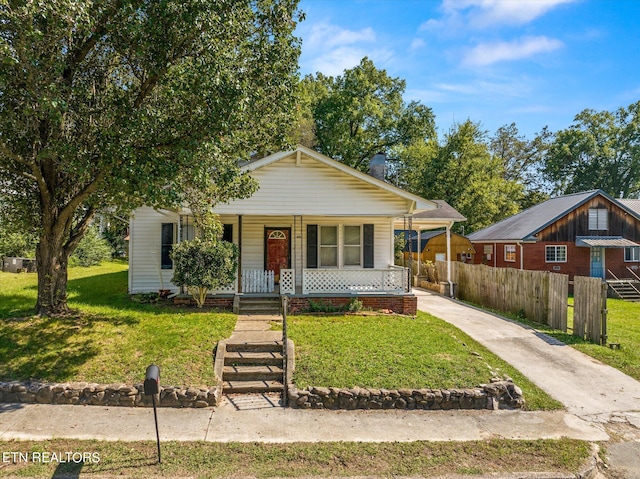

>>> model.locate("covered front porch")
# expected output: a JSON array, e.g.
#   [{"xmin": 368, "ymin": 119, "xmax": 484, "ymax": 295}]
[{"xmin": 199, "ymin": 212, "xmax": 412, "ymax": 296}]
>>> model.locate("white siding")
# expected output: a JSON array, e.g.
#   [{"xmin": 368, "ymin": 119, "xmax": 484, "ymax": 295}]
[
  {"xmin": 129, "ymin": 207, "xmax": 180, "ymax": 294},
  {"xmin": 214, "ymin": 153, "xmax": 412, "ymax": 216},
  {"xmin": 128, "ymin": 211, "xmax": 396, "ymax": 293}
]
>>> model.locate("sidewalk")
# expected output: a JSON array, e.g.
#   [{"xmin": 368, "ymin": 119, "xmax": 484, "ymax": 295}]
[{"xmin": 0, "ymin": 401, "xmax": 607, "ymax": 443}]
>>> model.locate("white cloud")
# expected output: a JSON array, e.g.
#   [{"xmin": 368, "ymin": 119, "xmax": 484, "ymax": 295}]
[
  {"xmin": 306, "ymin": 47, "xmax": 370, "ymax": 76},
  {"xmin": 441, "ymin": 0, "xmax": 578, "ymax": 28},
  {"xmin": 410, "ymin": 38, "xmax": 426, "ymax": 51},
  {"xmin": 306, "ymin": 23, "xmax": 376, "ymax": 49},
  {"xmin": 300, "ymin": 21, "xmax": 394, "ymax": 76},
  {"xmin": 462, "ymin": 36, "xmax": 563, "ymax": 66}
]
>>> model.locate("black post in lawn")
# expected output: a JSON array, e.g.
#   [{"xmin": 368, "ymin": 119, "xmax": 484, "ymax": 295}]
[{"xmin": 144, "ymin": 364, "xmax": 161, "ymax": 464}]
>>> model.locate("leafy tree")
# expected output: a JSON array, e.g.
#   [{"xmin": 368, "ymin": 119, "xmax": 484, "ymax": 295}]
[
  {"xmin": 0, "ymin": 0, "xmax": 301, "ymax": 315},
  {"xmin": 543, "ymin": 101, "xmax": 640, "ymax": 197},
  {"xmin": 490, "ymin": 123, "xmax": 551, "ymax": 209},
  {"xmin": 171, "ymin": 238, "xmax": 238, "ymax": 308},
  {"xmin": 300, "ymin": 57, "xmax": 436, "ymax": 171},
  {"xmin": 401, "ymin": 121, "xmax": 523, "ymax": 233},
  {"xmin": 71, "ymin": 226, "xmax": 111, "ymax": 267}
]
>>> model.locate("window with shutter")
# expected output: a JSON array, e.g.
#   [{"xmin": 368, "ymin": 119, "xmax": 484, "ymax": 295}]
[
  {"xmin": 363, "ymin": 224, "xmax": 374, "ymax": 268},
  {"xmin": 161, "ymin": 223, "xmax": 174, "ymax": 269},
  {"xmin": 307, "ymin": 225, "xmax": 318, "ymax": 268}
]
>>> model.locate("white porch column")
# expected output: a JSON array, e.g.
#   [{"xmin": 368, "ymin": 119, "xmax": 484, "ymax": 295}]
[{"xmin": 416, "ymin": 227, "xmax": 422, "ymax": 279}]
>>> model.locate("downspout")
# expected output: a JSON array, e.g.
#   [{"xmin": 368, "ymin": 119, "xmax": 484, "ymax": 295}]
[
  {"xmin": 446, "ymin": 222, "xmax": 454, "ymax": 298},
  {"xmin": 238, "ymin": 215, "xmax": 243, "ymax": 293},
  {"xmin": 518, "ymin": 242, "xmax": 524, "ymax": 270},
  {"xmin": 494, "ymin": 242, "xmax": 497, "ymax": 267}
]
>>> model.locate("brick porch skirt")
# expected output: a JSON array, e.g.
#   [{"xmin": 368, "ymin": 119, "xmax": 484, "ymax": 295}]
[{"xmin": 174, "ymin": 294, "xmax": 417, "ymax": 315}]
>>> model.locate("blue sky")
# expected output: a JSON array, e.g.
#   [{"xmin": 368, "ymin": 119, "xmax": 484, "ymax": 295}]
[{"xmin": 295, "ymin": 0, "xmax": 640, "ymax": 139}]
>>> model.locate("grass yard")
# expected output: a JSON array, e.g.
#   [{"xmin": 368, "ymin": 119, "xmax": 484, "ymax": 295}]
[
  {"xmin": 0, "ymin": 261, "xmax": 235, "ymax": 387},
  {"xmin": 0, "ymin": 438, "xmax": 592, "ymax": 478},
  {"xmin": 288, "ymin": 313, "xmax": 562, "ymax": 410}
]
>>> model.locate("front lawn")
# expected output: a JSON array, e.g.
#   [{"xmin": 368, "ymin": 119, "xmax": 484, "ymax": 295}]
[
  {"xmin": 0, "ymin": 262, "xmax": 235, "ymax": 387},
  {"xmin": 289, "ymin": 313, "xmax": 561, "ymax": 410},
  {"xmin": 0, "ymin": 438, "xmax": 592, "ymax": 478}
]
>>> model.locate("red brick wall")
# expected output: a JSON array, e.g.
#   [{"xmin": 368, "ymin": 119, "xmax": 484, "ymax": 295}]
[
  {"xmin": 287, "ymin": 295, "xmax": 417, "ymax": 315},
  {"xmin": 471, "ymin": 241, "xmax": 640, "ymax": 280},
  {"xmin": 174, "ymin": 296, "xmax": 234, "ymax": 310}
]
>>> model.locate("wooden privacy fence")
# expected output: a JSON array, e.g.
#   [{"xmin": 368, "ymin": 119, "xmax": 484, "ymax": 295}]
[
  {"xmin": 435, "ymin": 261, "xmax": 607, "ymax": 344},
  {"xmin": 573, "ymin": 276, "xmax": 608, "ymax": 345},
  {"xmin": 437, "ymin": 262, "xmax": 567, "ymax": 329}
]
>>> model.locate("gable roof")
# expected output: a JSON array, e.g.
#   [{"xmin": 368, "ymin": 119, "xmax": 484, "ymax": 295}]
[
  {"xmin": 244, "ymin": 146, "xmax": 439, "ymax": 214},
  {"xmin": 468, "ymin": 190, "xmax": 625, "ymax": 242},
  {"xmin": 412, "ymin": 200, "xmax": 466, "ymax": 222},
  {"xmin": 619, "ymin": 198, "xmax": 640, "ymax": 216}
]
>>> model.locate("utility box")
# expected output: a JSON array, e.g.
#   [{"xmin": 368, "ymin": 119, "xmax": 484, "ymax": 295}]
[{"xmin": 2, "ymin": 257, "xmax": 37, "ymax": 273}]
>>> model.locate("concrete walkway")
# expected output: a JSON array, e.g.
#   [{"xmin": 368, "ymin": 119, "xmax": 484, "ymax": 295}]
[{"xmin": 413, "ymin": 289, "xmax": 640, "ymax": 423}]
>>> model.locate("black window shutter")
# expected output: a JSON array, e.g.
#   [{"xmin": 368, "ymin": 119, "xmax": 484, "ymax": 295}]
[
  {"xmin": 222, "ymin": 224, "xmax": 233, "ymax": 243},
  {"xmin": 363, "ymin": 224, "xmax": 374, "ymax": 268},
  {"xmin": 161, "ymin": 223, "xmax": 174, "ymax": 269},
  {"xmin": 307, "ymin": 224, "xmax": 318, "ymax": 268}
]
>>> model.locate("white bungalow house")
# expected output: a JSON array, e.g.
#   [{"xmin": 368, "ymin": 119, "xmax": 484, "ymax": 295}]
[{"xmin": 128, "ymin": 146, "xmax": 462, "ymax": 314}]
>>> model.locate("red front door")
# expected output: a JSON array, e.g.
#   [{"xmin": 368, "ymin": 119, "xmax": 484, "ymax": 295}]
[{"xmin": 266, "ymin": 228, "xmax": 290, "ymax": 282}]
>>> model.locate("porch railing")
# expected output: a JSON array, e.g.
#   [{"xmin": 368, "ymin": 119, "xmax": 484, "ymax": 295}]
[
  {"xmin": 242, "ymin": 269, "xmax": 275, "ymax": 293},
  {"xmin": 302, "ymin": 267, "xmax": 409, "ymax": 294},
  {"xmin": 280, "ymin": 269, "xmax": 295, "ymax": 294}
]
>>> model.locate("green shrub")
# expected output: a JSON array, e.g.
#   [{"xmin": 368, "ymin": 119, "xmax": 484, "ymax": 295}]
[
  {"xmin": 71, "ymin": 227, "xmax": 112, "ymax": 266},
  {"xmin": 171, "ymin": 238, "xmax": 238, "ymax": 308}
]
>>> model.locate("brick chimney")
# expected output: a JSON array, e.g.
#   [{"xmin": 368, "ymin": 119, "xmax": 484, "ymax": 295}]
[{"xmin": 368, "ymin": 152, "xmax": 386, "ymax": 181}]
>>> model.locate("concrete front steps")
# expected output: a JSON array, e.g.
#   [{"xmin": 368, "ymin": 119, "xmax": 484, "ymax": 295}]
[
  {"xmin": 221, "ymin": 341, "xmax": 285, "ymax": 394},
  {"xmin": 235, "ymin": 295, "xmax": 281, "ymax": 315}
]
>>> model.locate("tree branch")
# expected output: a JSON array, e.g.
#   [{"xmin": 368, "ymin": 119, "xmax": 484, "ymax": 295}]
[{"xmin": 62, "ymin": 0, "xmax": 126, "ymax": 86}]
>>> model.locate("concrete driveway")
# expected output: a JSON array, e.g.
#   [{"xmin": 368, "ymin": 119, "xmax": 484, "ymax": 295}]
[{"xmin": 414, "ymin": 288, "xmax": 640, "ymax": 422}]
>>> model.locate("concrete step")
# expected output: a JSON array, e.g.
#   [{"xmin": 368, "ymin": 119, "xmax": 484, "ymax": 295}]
[
  {"xmin": 225, "ymin": 341, "xmax": 283, "ymax": 353},
  {"xmin": 223, "ymin": 365, "xmax": 284, "ymax": 381},
  {"xmin": 238, "ymin": 297, "xmax": 281, "ymax": 314},
  {"xmin": 223, "ymin": 380, "xmax": 284, "ymax": 394},
  {"xmin": 225, "ymin": 351, "xmax": 284, "ymax": 366}
]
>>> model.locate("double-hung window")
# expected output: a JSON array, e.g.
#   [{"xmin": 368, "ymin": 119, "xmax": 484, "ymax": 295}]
[
  {"xmin": 504, "ymin": 245, "xmax": 516, "ymax": 262},
  {"xmin": 320, "ymin": 226, "xmax": 338, "ymax": 267},
  {"xmin": 545, "ymin": 245, "xmax": 567, "ymax": 263},
  {"xmin": 588, "ymin": 208, "xmax": 608, "ymax": 230},
  {"xmin": 343, "ymin": 226, "xmax": 362, "ymax": 266},
  {"xmin": 625, "ymin": 246, "xmax": 640, "ymax": 262}
]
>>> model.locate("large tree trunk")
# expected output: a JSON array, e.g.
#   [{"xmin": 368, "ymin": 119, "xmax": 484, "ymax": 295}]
[{"xmin": 35, "ymin": 236, "xmax": 72, "ymax": 316}]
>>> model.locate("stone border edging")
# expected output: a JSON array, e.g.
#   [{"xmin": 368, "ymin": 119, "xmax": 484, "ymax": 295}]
[
  {"xmin": 0, "ymin": 381, "xmax": 221, "ymax": 408},
  {"xmin": 287, "ymin": 379, "xmax": 525, "ymax": 410}
]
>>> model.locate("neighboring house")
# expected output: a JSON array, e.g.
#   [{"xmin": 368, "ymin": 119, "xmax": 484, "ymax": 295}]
[
  {"xmin": 467, "ymin": 190, "xmax": 640, "ymax": 280},
  {"xmin": 403, "ymin": 230, "xmax": 475, "ymax": 264},
  {"xmin": 128, "ymin": 146, "xmax": 463, "ymax": 313}
]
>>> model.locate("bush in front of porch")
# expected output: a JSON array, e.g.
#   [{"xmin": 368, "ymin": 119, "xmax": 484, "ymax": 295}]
[{"xmin": 288, "ymin": 313, "xmax": 560, "ymax": 411}]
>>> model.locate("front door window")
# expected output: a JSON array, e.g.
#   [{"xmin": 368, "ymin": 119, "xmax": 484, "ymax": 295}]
[
  {"xmin": 266, "ymin": 228, "xmax": 290, "ymax": 282},
  {"xmin": 590, "ymin": 247, "xmax": 604, "ymax": 278}
]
